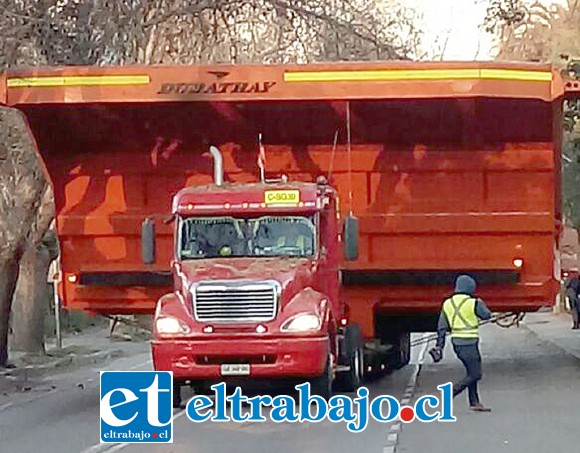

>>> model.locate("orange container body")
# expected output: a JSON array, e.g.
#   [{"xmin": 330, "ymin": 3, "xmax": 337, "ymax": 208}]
[{"xmin": 1, "ymin": 62, "xmax": 568, "ymax": 337}]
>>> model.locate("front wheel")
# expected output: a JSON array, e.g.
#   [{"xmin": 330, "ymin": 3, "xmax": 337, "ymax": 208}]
[
  {"xmin": 173, "ymin": 383, "xmax": 183, "ymax": 408},
  {"xmin": 336, "ymin": 324, "xmax": 364, "ymax": 392},
  {"xmin": 309, "ymin": 352, "xmax": 334, "ymax": 399}
]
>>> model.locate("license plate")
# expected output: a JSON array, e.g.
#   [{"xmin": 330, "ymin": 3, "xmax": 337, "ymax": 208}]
[{"xmin": 220, "ymin": 364, "xmax": 251, "ymax": 376}]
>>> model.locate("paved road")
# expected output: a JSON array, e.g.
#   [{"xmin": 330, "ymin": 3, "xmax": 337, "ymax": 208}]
[
  {"xmin": 0, "ymin": 338, "xmax": 419, "ymax": 453},
  {"xmin": 398, "ymin": 323, "xmax": 580, "ymax": 453},
  {"xmin": 1, "ymin": 322, "xmax": 579, "ymax": 453},
  {"xmin": 107, "ymin": 358, "xmax": 418, "ymax": 453}
]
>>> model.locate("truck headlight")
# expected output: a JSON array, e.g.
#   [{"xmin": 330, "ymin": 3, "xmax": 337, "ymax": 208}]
[
  {"xmin": 281, "ymin": 313, "xmax": 321, "ymax": 332},
  {"xmin": 155, "ymin": 316, "xmax": 190, "ymax": 335}
]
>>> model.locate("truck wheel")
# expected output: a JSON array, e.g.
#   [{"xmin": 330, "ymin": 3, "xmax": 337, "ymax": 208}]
[
  {"xmin": 173, "ymin": 383, "xmax": 183, "ymax": 408},
  {"xmin": 191, "ymin": 381, "xmax": 210, "ymax": 395},
  {"xmin": 336, "ymin": 324, "xmax": 364, "ymax": 392},
  {"xmin": 310, "ymin": 352, "xmax": 334, "ymax": 399},
  {"xmin": 400, "ymin": 332, "xmax": 411, "ymax": 367},
  {"xmin": 387, "ymin": 332, "xmax": 410, "ymax": 369}
]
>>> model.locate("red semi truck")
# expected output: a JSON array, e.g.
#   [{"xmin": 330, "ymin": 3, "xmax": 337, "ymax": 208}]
[
  {"xmin": 1, "ymin": 61, "xmax": 576, "ymax": 399},
  {"xmin": 151, "ymin": 175, "xmax": 364, "ymax": 401}
]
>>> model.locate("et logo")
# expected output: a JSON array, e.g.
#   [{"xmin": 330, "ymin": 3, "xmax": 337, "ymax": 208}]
[{"xmin": 100, "ymin": 371, "xmax": 173, "ymax": 444}]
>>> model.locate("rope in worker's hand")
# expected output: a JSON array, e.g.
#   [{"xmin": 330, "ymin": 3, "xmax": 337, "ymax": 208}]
[
  {"xmin": 410, "ymin": 312, "xmax": 525, "ymax": 348},
  {"xmin": 493, "ymin": 312, "xmax": 525, "ymax": 328},
  {"xmin": 424, "ymin": 312, "xmax": 525, "ymax": 363}
]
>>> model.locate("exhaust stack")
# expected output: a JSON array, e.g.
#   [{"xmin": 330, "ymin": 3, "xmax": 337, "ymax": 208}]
[{"xmin": 209, "ymin": 145, "xmax": 224, "ymax": 186}]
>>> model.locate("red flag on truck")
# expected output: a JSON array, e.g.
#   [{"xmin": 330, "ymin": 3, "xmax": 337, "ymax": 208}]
[{"xmin": 258, "ymin": 133, "xmax": 266, "ymax": 180}]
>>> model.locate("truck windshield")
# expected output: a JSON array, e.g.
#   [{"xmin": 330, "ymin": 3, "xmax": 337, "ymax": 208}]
[{"xmin": 178, "ymin": 215, "xmax": 316, "ymax": 259}]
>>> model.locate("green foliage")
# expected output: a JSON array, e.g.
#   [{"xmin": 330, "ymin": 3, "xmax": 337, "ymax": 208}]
[
  {"xmin": 563, "ymin": 133, "xmax": 580, "ymax": 227},
  {"xmin": 484, "ymin": 0, "xmax": 580, "ymax": 227},
  {"xmin": 0, "ymin": 0, "xmax": 421, "ymax": 68},
  {"xmin": 483, "ymin": 0, "xmax": 526, "ymax": 33},
  {"xmin": 562, "ymin": 59, "xmax": 580, "ymax": 227}
]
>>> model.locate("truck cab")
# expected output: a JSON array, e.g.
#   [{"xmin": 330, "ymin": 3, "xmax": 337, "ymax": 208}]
[{"xmin": 151, "ymin": 166, "xmax": 363, "ymax": 405}]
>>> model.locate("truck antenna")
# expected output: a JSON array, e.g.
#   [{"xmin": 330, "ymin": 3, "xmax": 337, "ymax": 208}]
[
  {"xmin": 346, "ymin": 101, "xmax": 354, "ymax": 215},
  {"xmin": 328, "ymin": 128, "xmax": 339, "ymax": 183}
]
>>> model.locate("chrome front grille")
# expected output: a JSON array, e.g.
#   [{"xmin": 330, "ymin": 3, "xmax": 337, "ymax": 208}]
[{"xmin": 192, "ymin": 281, "xmax": 279, "ymax": 323}]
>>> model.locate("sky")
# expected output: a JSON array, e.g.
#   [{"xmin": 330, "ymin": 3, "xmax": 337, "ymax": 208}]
[
  {"xmin": 405, "ymin": 0, "xmax": 495, "ymax": 60},
  {"xmin": 406, "ymin": 0, "xmax": 567, "ymax": 61}
]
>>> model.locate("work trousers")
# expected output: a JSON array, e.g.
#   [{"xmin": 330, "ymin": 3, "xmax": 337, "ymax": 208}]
[
  {"xmin": 571, "ymin": 298, "xmax": 580, "ymax": 327},
  {"xmin": 452, "ymin": 342, "xmax": 482, "ymax": 406}
]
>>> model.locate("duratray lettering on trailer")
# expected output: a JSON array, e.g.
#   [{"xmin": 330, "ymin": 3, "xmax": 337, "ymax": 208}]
[
  {"xmin": 100, "ymin": 371, "xmax": 173, "ymax": 444},
  {"xmin": 157, "ymin": 70, "xmax": 277, "ymax": 95}
]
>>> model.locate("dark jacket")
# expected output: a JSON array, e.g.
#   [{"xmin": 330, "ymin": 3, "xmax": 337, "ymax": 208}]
[{"xmin": 436, "ymin": 275, "xmax": 492, "ymax": 349}]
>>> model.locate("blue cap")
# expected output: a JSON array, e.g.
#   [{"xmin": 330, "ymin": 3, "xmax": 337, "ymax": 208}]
[{"xmin": 454, "ymin": 275, "xmax": 476, "ymax": 295}]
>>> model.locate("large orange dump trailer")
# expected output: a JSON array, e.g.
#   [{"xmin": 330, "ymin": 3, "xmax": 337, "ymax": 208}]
[{"xmin": 2, "ymin": 62, "xmax": 575, "ymax": 355}]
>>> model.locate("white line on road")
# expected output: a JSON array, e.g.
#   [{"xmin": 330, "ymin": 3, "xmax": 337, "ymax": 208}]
[
  {"xmin": 79, "ymin": 444, "xmax": 112, "ymax": 453},
  {"xmin": 0, "ymin": 388, "xmax": 60, "ymax": 413},
  {"xmin": 126, "ymin": 360, "xmax": 151, "ymax": 371},
  {"xmin": 0, "ymin": 402, "xmax": 14, "ymax": 411},
  {"xmin": 382, "ymin": 333, "xmax": 431, "ymax": 453},
  {"xmin": 100, "ymin": 359, "xmax": 151, "ymax": 373},
  {"xmin": 0, "ymin": 358, "xmax": 152, "ymax": 414}
]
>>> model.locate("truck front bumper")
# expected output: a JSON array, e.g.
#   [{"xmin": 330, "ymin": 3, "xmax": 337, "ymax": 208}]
[{"xmin": 151, "ymin": 336, "xmax": 328, "ymax": 380}]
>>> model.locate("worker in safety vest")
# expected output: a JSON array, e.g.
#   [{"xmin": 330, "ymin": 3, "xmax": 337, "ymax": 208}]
[
  {"xmin": 431, "ymin": 274, "xmax": 493, "ymax": 412},
  {"xmin": 565, "ymin": 275, "xmax": 580, "ymax": 329}
]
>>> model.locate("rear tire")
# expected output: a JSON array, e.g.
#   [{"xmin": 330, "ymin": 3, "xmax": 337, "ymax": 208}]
[{"xmin": 387, "ymin": 332, "xmax": 411, "ymax": 369}]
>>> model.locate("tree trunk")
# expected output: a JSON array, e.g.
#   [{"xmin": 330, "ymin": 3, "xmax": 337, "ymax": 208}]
[
  {"xmin": 0, "ymin": 258, "xmax": 20, "ymax": 366},
  {"xmin": 0, "ymin": 106, "xmax": 49, "ymax": 367},
  {"xmin": 10, "ymin": 190, "xmax": 57, "ymax": 354},
  {"xmin": 11, "ymin": 243, "xmax": 51, "ymax": 354}
]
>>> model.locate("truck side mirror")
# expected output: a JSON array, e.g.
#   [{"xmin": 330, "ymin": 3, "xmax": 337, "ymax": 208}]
[
  {"xmin": 343, "ymin": 215, "xmax": 359, "ymax": 261},
  {"xmin": 142, "ymin": 218, "xmax": 156, "ymax": 264}
]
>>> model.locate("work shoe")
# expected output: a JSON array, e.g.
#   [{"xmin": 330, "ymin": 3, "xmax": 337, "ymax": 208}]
[{"xmin": 469, "ymin": 403, "xmax": 491, "ymax": 412}]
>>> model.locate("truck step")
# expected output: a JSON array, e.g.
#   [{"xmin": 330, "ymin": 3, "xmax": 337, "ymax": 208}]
[{"xmin": 336, "ymin": 365, "xmax": 351, "ymax": 373}]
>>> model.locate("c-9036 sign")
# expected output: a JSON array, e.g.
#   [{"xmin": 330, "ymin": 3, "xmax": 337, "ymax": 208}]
[{"xmin": 264, "ymin": 190, "xmax": 300, "ymax": 206}]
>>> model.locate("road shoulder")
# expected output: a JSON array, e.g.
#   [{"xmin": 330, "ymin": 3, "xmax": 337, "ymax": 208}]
[{"xmin": 522, "ymin": 311, "xmax": 580, "ymax": 360}]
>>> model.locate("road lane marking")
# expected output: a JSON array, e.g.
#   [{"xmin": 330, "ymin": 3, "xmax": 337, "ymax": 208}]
[
  {"xmin": 99, "ymin": 358, "xmax": 151, "ymax": 373},
  {"xmin": 0, "ymin": 359, "xmax": 151, "ymax": 414},
  {"xmin": 382, "ymin": 333, "xmax": 431, "ymax": 453},
  {"xmin": 79, "ymin": 444, "xmax": 114, "ymax": 453},
  {"xmin": 0, "ymin": 402, "xmax": 14, "ymax": 411},
  {"xmin": 389, "ymin": 424, "xmax": 400, "ymax": 433},
  {"xmin": 0, "ymin": 388, "xmax": 59, "ymax": 412},
  {"xmin": 126, "ymin": 360, "xmax": 151, "ymax": 371}
]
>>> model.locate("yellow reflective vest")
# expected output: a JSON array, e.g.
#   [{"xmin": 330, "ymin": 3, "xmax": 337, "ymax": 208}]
[{"xmin": 442, "ymin": 294, "xmax": 479, "ymax": 339}]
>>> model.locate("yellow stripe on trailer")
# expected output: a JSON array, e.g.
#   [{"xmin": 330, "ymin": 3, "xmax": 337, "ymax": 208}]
[
  {"xmin": 479, "ymin": 69, "xmax": 552, "ymax": 81},
  {"xmin": 7, "ymin": 75, "xmax": 151, "ymax": 88},
  {"xmin": 284, "ymin": 68, "xmax": 553, "ymax": 83}
]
